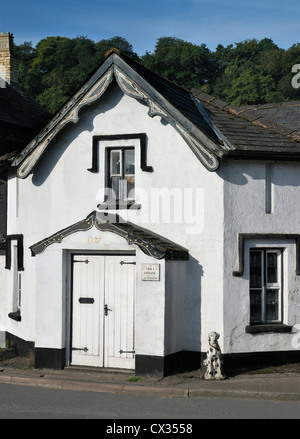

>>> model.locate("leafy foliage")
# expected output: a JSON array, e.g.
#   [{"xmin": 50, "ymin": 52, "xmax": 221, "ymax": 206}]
[
  {"xmin": 141, "ymin": 37, "xmax": 217, "ymax": 90},
  {"xmin": 14, "ymin": 35, "xmax": 138, "ymax": 113},
  {"xmin": 209, "ymin": 38, "xmax": 300, "ymax": 105},
  {"xmin": 14, "ymin": 35, "xmax": 300, "ymax": 114}
]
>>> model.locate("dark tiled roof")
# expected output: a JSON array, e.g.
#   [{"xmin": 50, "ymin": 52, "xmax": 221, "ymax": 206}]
[
  {"xmin": 0, "ymin": 84, "xmax": 49, "ymax": 131},
  {"xmin": 118, "ymin": 52, "xmax": 220, "ymax": 145},
  {"xmin": 0, "ymin": 83, "xmax": 49, "ymax": 173},
  {"xmin": 240, "ymin": 101, "xmax": 300, "ymax": 131},
  {"xmin": 192, "ymin": 90, "xmax": 300, "ymax": 159}
]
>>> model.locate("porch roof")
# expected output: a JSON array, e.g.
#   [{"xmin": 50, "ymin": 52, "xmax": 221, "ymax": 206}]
[{"xmin": 30, "ymin": 211, "xmax": 189, "ymax": 261}]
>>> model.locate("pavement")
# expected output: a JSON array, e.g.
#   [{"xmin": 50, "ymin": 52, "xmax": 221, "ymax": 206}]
[{"xmin": 0, "ymin": 356, "xmax": 300, "ymax": 401}]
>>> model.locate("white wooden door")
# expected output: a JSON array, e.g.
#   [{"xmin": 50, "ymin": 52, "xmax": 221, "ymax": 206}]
[{"xmin": 71, "ymin": 255, "xmax": 135, "ymax": 369}]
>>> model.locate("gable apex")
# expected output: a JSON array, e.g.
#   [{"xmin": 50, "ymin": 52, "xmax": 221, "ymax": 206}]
[{"xmin": 13, "ymin": 51, "xmax": 229, "ymax": 178}]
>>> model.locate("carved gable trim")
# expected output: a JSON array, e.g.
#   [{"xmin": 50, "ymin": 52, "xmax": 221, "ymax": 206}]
[{"xmin": 15, "ymin": 53, "xmax": 222, "ymax": 178}]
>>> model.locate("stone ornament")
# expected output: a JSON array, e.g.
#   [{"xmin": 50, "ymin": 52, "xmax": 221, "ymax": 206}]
[{"xmin": 203, "ymin": 331, "xmax": 226, "ymax": 380}]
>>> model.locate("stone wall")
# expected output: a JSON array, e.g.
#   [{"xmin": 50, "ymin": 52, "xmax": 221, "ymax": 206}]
[{"xmin": 0, "ymin": 32, "xmax": 18, "ymax": 86}]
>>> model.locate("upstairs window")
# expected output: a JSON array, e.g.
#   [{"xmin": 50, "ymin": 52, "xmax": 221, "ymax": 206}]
[
  {"xmin": 93, "ymin": 134, "xmax": 152, "ymax": 211},
  {"xmin": 249, "ymin": 249, "xmax": 282, "ymax": 324},
  {"xmin": 108, "ymin": 147, "xmax": 135, "ymax": 202}
]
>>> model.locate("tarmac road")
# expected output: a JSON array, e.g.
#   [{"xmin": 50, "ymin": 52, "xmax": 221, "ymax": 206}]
[
  {"xmin": 0, "ymin": 382, "xmax": 300, "ymax": 419},
  {"xmin": 0, "ymin": 353, "xmax": 300, "ymax": 421}
]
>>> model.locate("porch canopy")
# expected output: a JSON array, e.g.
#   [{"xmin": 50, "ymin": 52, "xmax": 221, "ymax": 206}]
[{"xmin": 30, "ymin": 211, "xmax": 189, "ymax": 261}]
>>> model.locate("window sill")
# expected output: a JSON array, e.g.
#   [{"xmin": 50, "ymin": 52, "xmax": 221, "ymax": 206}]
[
  {"xmin": 8, "ymin": 311, "xmax": 21, "ymax": 322},
  {"xmin": 97, "ymin": 200, "xmax": 141, "ymax": 210},
  {"xmin": 246, "ymin": 324, "xmax": 293, "ymax": 334}
]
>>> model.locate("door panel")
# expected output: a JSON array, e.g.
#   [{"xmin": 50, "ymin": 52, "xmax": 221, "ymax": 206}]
[
  {"xmin": 71, "ymin": 254, "xmax": 135, "ymax": 369},
  {"xmin": 71, "ymin": 256, "xmax": 105, "ymax": 367},
  {"xmin": 105, "ymin": 256, "xmax": 135, "ymax": 368}
]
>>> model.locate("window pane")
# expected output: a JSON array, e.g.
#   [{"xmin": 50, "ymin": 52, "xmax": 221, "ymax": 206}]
[
  {"xmin": 111, "ymin": 151, "xmax": 121, "ymax": 175},
  {"xmin": 267, "ymin": 252, "xmax": 278, "ymax": 284},
  {"xmin": 250, "ymin": 290, "xmax": 262, "ymax": 323},
  {"xmin": 124, "ymin": 150, "xmax": 135, "ymax": 175},
  {"xmin": 111, "ymin": 176, "xmax": 120, "ymax": 199},
  {"xmin": 125, "ymin": 176, "xmax": 135, "ymax": 199},
  {"xmin": 266, "ymin": 289, "xmax": 279, "ymax": 321},
  {"xmin": 250, "ymin": 251, "xmax": 262, "ymax": 288}
]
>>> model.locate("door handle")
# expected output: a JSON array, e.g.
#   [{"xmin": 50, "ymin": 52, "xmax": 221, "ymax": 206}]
[
  {"xmin": 104, "ymin": 304, "xmax": 112, "ymax": 316},
  {"xmin": 72, "ymin": 347, "xmax": 88, "ymax": 352}
]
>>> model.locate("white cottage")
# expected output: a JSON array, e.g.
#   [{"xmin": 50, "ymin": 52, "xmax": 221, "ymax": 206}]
[{"xmin": 1, "ymin": 48, "xmax": 300, "ymax": 376}]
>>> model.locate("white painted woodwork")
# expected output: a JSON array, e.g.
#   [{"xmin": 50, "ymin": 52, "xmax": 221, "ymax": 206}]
[{"xmin": 71, "ymin": 254, "xmax": 135, "ymax": 369}]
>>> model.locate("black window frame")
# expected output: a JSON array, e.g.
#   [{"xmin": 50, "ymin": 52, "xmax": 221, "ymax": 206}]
[
  {"xmin": 106, "ymin": 146, "xmax": 135, "ymax": 203},
  {"xmin": 249, "ymin": 247, "xmax": 283, "ymax": 325}
]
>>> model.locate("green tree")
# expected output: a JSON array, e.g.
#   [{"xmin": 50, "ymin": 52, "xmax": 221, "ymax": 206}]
[
  {"xmin": 14, "ymin": 41, "xmax": 38, "ymax": 96},
  {"xmin": 15, "ymin": 35, "xmax": 300, "ymax": 112},
  {"xmin": 96, "ymin": 36, "xmax": 139, "ymax": 60},
  {"xmin": 140, "ymin": 37, "xmax": 217, "ymax": 90},
  {"xmin": 210, "ymin": 38, "xmax": 300, "ymax": 105},
  {"xmin": 16, "ymin": 35, "xmax": 138, "ymax": 114},
  {"xmin": 277, "ymin": 44, "xmax": 300, "ymax": 100}
]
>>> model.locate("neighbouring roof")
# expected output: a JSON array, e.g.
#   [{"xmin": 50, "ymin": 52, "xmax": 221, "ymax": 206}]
[
  {"xmin": 30, "ymin": 211, "xmax": 189, "ymax": 261},
  {"xmin": 241, "ymin": 101, "xmax": 300, "ymax": 132},
  {"xmin": 0, "ymin": 82, "xmax": 50, "ymax": 175},
  {"xmin": 0, "ymin": 84, "xmax": 49, "ymax": 131},
  {"xmin": 192, "ymin": 90, "xmax": 300, "ymax": 161}
]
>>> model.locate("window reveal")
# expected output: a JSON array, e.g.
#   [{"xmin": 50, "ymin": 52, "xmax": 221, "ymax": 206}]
[
  {"xmin": 5, "ymin": 235, "xmax": 24, "ymax": 321},
  {"xmin": 12, "ymin": 245, "xmax": 22, "ymax": 313},
  {"xmin": 249, "ymin": 249, "xmax": 282, "ymax": 324}
]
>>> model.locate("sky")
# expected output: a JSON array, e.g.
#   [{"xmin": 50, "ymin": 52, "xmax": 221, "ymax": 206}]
[{"xmin": 1, "ymin": 0, "xmax": 300, "ymax": 55}]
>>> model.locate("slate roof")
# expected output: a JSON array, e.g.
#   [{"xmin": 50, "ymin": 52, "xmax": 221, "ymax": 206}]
[
  {"xmin": 0, "ymin": 83, "xmax": 49, "ymax": 175},
  {"xmin": 191, "ymin": 90, "xmax": 300, "ymax": 160},
  {"xmin": 241, "ymin": 101, "xmax": 300, "ymax": 131},
  {"xmin": 0, "ymin": 84, "xmax": 49, "ymax": 131},
  {"xmin": 118, "ymin": 52, "xmax": 219, "ymax": 145}
]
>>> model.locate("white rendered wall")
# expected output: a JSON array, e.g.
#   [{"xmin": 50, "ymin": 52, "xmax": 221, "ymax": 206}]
[
  {"xmin": 165, "ymin": 260, "xmax": 186, "ymax": 356},
  {"xmin": 135, "ymin": 254, "xmax": 166, "ymax": 358},
  {"xmin": 6, "ymin": 83, "xmax": 224, "ymax": 354},
  {"xmin": 222, "ymin": 160, "xmax": 300, "ymax": 354}
]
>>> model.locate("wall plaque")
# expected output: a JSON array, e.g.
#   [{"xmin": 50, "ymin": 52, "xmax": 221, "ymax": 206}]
[
  {"xmin": 88, "ymin": 237, "xmax": 101, "ymax": 244},
  {"xmin": 141, "ymin": 263, "xmax": 160, "ymax": 281}
]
